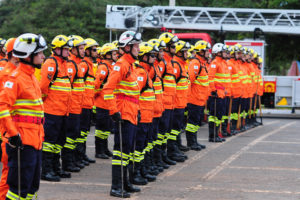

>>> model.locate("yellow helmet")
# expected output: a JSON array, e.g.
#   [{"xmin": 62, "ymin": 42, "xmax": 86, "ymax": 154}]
[
  {"xmin": 69, "ymin": 35, "xmax": 86, "ymax": 47},
  {"xmin": 258, "ymin": 56, "xmax": 263, "ymax": 64},
  {"xmin": 188, "ymin": 45, "xmax": 195, "ymax": 52},
  {"xmin": 234, "ymin": 43, "xmax": 244, "ymax": 52},
  {"xmin": 138, "ymin": 42, "xmax": 159, "ymax": 57},
  {"xmin": 158, "ymin": 32, "xmax": 179, "ymax": 45},
  {"xmin": 112, "ymin": 40, "xmax": 119, "ymax": 48},
  {"xmin": 194, "ymin": 40, "xmax": 211, "ymax": 52},
  {"xmin": 248, "ymin": 48, "xmax": 255, "ymax": 55},
  {"xmin": 253, "ymin": 52, "xmax": 258, "ymax": 58},
  {"xmin": 0, "ymin": 38, "xmax": 6, "ymax": 46},
  {"xmin": 101, "ymin": 43, "xmax": 118, "ymax": 56},
  {"xmin": 148, "ymin": 39, "xmax": 166, "ymax": 49},
  {"xmin": 4, "ymin": 38, "xmax": 14, "ymax": 51},
  {"xmin": 84, "ymin": 38, "xmax": 99, "ymax": 50},
  {"xmin": 51, "ymin": 35, "xmax": 73, "ymax": 49},
  {"xmin": 175, "ymin": 40, "xmax": 191, "ymax": 54},
  {"xmin": 243, "ymin": 47, "xmax": 249, "ymax": 55}
]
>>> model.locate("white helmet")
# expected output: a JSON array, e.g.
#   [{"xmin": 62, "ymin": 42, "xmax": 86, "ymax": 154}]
[
  {"xmin": 212, "ymin": 43, "xmax": 224, "ymax": 54},
  {"xmin": 118, "ymin": 31, "xmax": 142, "ymax": 48},
  {"xmin": 13, "ymin": 33, "xmax": 47, "ymax": 58}
]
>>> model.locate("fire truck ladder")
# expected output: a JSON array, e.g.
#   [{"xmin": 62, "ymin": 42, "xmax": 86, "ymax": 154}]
[{"xmin": 106, "ymin": 5, "xmax": 300, "ymax": 35}]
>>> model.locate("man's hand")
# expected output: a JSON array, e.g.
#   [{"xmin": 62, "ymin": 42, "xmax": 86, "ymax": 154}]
[
  {"xmin": 111, "ymin": 112, "xmax": 121, "ymax": 122},
  {"xmin": 9, "ymin": 134, "xmax": 22, "ymax": 148}
]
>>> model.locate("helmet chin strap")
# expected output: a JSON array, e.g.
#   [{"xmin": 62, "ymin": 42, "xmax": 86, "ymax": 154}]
[
  {"xmin": 76, "ymin": 47, "xmax": 84, "ymax": 59},
  {"xmin": 20, "ymin": 54, "xmax": 41, "ymax": 69}
]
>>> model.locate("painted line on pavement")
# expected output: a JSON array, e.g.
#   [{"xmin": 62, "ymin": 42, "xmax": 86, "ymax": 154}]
[
  {"xmin": 201, "ymin": 121, "xmax": 296, "ymax": 181},
  {"xmin": 189, "ymin": 184, "xmax": 300, "ymax": 195},
  {"xmin": 41, "ymin": 180, "xmax": 110, "ymax": 187},
  {"xmin": 245, "ymin": 151, "xmax": 300, "ymax": 156},
  {"xmin": 259, "ymin": 141, "xmax": 300, "ymax": 145},
  {"xmin": 228, "ymin": 165, "xmax": 300, "ymax": 172},
  {"xmin": 159, "ymin": 121, "xmax": 276, "ymax": 179}
]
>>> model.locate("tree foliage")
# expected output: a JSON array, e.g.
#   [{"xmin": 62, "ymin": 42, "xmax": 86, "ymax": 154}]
[{"xmin": 0, "ymin": 0, "xmax": 299, "ymax": 74}]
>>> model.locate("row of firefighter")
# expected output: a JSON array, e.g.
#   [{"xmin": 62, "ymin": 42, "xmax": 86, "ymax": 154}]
[{"xmin": 0, "ymin": 31, "xmax": 263, "ymax": 199}]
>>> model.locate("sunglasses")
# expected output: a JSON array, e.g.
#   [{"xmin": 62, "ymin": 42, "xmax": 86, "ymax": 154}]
[
  {"xmin": 170, "ymin": 45, "xmax": 176, "ymax": 49},
  {"xmin": 91, "ymin": 48, "xmax": 98, "ymax": 52},
  {"xmin": 149, "ymin": 54, "xmax": 156, "ymax": 58}
]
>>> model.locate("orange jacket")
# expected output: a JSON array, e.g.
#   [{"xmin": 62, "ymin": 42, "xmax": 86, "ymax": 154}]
[
  {"xmin": 208, "ymin": 56, "xmax": 230, "ymax": 98},
  {"xmin": 135, "ymin": 62, "xmax": 155, "ymax": 123},
  {"xmin": 239, "ymin": 61, "xmax": 251, "ymax": 98},
  {"xmin": 0, "ymin": 63, "xmax": 44, "ymax": 150},
  {"xmin": 40, "ymin": 55, "xmax": 72, "ymax": 116},
  {"xmin": 188, "ymin": 55, "xmax": 209, "ymax": 106},
  {"xmin": 94, "ymin": 59, "xmax": 113, "ymax": 110},
  {"xmin": 152, "ymin": 60, "xmax": 164, "ymax": 118},
  {"xmin": 80, "ymin": 58, "xmax": 96, "ymax": 109},
  {"xmin": 67, "ymin": 54, "xmax": 85, "ymax": 114},
  {"xmin": 160, "ymin": 53, "xmax": 176, "ymax": 109},
  {"xmin": 0, "ymin": 62, "xmax": 18, "ymax": 142},
  {"xmin": 227, "ymin": 58, "xmax": 242, "ymax": 98},
  {"xmin": 173, "ymin": 56, "xmax": 189, "ymax": 109},
  {"xmin": 102, "ymin": 53, "xmax": 140, "ymax": 125}
]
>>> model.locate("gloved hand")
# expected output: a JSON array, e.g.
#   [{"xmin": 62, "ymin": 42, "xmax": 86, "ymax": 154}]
[
  {"xmin": 111, "ymin": 112, "xmax": 121, "ymax": 122},
  {"xmin": 211, "ymin": 91, "xmax": 218, "ymax": 98},
  {"xmin": 9, "ymin": 134, "xmax": 22, "ymax": 148},
  {"xmin": 137, "ymin": 111, "xmax": 141, "ymax": 123}
]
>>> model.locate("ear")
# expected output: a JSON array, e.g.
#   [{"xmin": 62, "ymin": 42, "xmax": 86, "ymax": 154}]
[{"xmin": 124, "ymin": 46, "xmax": 131, "ymax": 52}]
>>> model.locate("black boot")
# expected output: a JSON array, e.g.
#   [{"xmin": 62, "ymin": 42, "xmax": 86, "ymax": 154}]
[
  {"xmin": 208, "ymin": 122, "xmax": 223, "ymax": 143},
  {"xmin": 104, "ymin": 138, "xmax": 113, "ymax": 157},
  {"xmin": 144, "ymin": 152, "xmax": 159, "ymax": 176},
  {"xmin": 167, "ymin": 140, "xmax": 186, "ymax": 162},
  {"xmin": 221, "ymin": 122, "xmax": 230, "ymax": 137},
  {"xmin": 186, "ymin": 131, "xmax": 201, "ymax": 151},
  {"xmin": 124, "ymin": 166, "xmax": 141, "ymax": 193},
  {"xmin": 95, "ymin": 137, "xmax": 109, "ymax": 159},
  {"xmin": 161, "ymin": 144, "xmax": 176, "ymax": 165},
  {"xmin": 41, "ymin": 152, "xmax": 61, "ymax": 182},
  {"xmin": 83, "ymin": 142, "xmax": 96, "ymax": 163},
  {"xmin": 53, "ymin": 153, "xmax": 71, "ymax": 178},
  {"xmin": 153, "ymin": 146, "xmax": 169, "ymax": 169},
  {"xmin": 140, "ymin": 159, "xmax": 156, "ymax": 182},
  {"xmin": 150, "ymin": 149, "xmax": 163, "ymax": 172},
  {"xmin": 230, "ymin": 120, "xmax": 237, "ymax": 135},
  {"xmin": 110, "ymin": 165, "xmax": 130, "ymax": 198},
  {"xmin": 193, "ymin": 132, "xmax": 206, "ymax": 149},
  {"xmin": 62, "ymin": 148, "xmax": 81, "ymax": 172},
  {"xmin": 177, "ymin": 132, "xmax": 190, "ymax": 152},
  {"xmin": 129, "ymin": 162, "xmax": 148, "ymax": 185}
]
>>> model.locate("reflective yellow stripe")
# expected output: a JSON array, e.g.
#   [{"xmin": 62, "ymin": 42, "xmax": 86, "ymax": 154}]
[
  {"xmin": 104, "ymin": 94, "xmax": 114, "ymax": 100},
  {"xmin": 114, "ymin": 89, "xmax": 140, "ymax": 96},
  {"xmin": 0, "ymin": 110, "xmax": 11, "ymax": 118},
  {"xmin": 11, "ymin": 109, "xmax": 44, "ymax": 117},
  {"xmin": 72, "ymin": 87, "xmax": 84, "ymax": 92},
  {"xmin": 176, "ymin": 85, "xmax": 188, "ymax": 90},
  {"xmin": 73, "ymin": 79, "xmax": 84, "ymax": 84},
  {"xmin": 50, "ymin": 85, "xmax": 71, "ymax": 91},
  {"xmin": 119, "ymin": 81, "xmax": 138, "ymax": 87},
  {"xmin": 215, "ymin": 73, "xmax": 230, "ymax": 77},
  {"xmin": 14, "ymin": 98, "xmax": 43, "ymax": 106},
  {"xmin": 139, "ymin": 95, "xmax": 155, "ymax": 101},
  {"xmin": 194, "ymin": 80, "xmax": 209, "ymax": 86},
  {"xmin": 85, "ymin": 85, "xmax": 95, "ymax": 89},
  {"xmin": 164, "ymin": 75, "xmax": 175, "ymax": 80},
  {"xmin": 86, "ymin": 77, "xmax": 95, "ymax": 82},
  {"xmin": 55, "ymin": 78, "xmax": 70, "ymax": 83},
  {"xmin": 163, "ymin": 83, "xmax": 176, "ymax": 87},
  {"xmin": 197, "ymin": 76, "xmax": 208, "ymax": 80}
]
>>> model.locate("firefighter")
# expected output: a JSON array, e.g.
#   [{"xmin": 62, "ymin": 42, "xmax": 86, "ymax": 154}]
[
  {"xmin": 0, "ymin": 38, "xmax": 18, "ymax": 199},
  {"xmin": 167, "ymin": 40, "xmax": 190, "ymax": 162},
  {"xmin": 77, "ymin": 38, "xmax": 98, "ymax": 165},
  {"xmin": 0, "ymin": 33, "xmax": 47, "ymax": 200},
  {"xmin": 185, "ymin": 40, "xmax": 210, "ymax": 150},
  {"xmin": 130, "ymin": 42, "xmax": 159, "ymax": 186},
  {"xmin": 0, "ymin": 38, "xmax": 6, "ymax": 61},
  {"xmin": 227, "ymin": 45, "xmax": 242, "ymax": 135},
  {"xmin": 157, "ymin": 32, "xmax": 179, "ymax": 165},
  {"xmin": 60, "ymin": 35, "xmax": 87, "ymax": 174},
  {"xmin": 40, "ymin": 35, "xmax": 74, "ymax": 181},
  {"xmin": 147, "ymin": 39, "xmax": 170, "ymax": 170},
  {"xmin": 102, "ymin": 31, "xmax": 142, "ymax": 198},
  {"xmin": 94, "ymin": 43, "xmax": 118, "ymax": 159},
  {"xmin": 208, "ymin": 43, "xmax": 230, "ymax": 142}
]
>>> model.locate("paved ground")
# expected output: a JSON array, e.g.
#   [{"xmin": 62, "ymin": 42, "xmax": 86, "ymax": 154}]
[{"xmin": 1, "ymin": 118, "xmax": 300, "ymax": 200}]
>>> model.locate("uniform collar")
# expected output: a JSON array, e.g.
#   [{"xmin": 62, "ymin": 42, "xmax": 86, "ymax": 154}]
[
  {"xmin": 19, "ymin": 62, "xmax": 35, "ymax": 75},
  {"xmin": 121, "ymin": 53, "xmax": 136, "ymax": 65},
  {"xmin": 69, "ymin": 54, "xmax": 82, "ymax": 64},
  {"xmin": 174, "ymin": 55, "xmax": 186, "ymax": 66},
  {"xmin": 139, "ymin": 62, "xmax": 151, "ymax": 71}
]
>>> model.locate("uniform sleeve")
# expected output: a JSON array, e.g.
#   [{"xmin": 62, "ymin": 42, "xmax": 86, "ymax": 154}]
[
  {"xmin": 40, "ymin": 59, "xmax": 56, "ymax": 98},
  {"xmin": 208, "ymin": 62, "xmax": 216, "ymax": 92},
  {"xmin": 188, "ymin": 60, "xmax": 198, "ymax": 83},
  {"xmin": 102, "ymin": 63, "xmax": 126, "ymax": 115},
  {"xmin": 0, "ymin": 77, "xmax": 19, "ymax": 137},
  {"xmin": 135, "ymin": 68, "xmax": 147, "ymax": 90},
  {"xmin": 66, "ymin": 62, "xmax": 76, "ymax": 84}
]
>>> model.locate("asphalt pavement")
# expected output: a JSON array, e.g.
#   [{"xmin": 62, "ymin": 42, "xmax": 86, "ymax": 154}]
[{"xmin": 1, "ymin": 118, "xmax": 300, "ymax": 200}]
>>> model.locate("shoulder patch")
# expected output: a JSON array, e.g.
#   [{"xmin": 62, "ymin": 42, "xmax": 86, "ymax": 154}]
[
  {"xmin": 4, "ymin": 81, "xmax": 14, "ymax": 88},
  {"xmin": 48, "ymin": 67, "xmax": 54, "ymax": 72},
  {"xmin": 137, "ymin": 76, "xmax": 144, "ymax": 81},
  {"xmin": 82, "ymin": 68, "xmax": 85, "ymax": 72},
  {"xmin": 0, "ymin": 67, "xmax": 3, "ymax": 71},
  {"xmin": 68, "ymin": 68, "xmax": 73, "ymax": 73},
  {"xmin": 211, "ymin": 64, "xmax": 216, "ymax": 68},
  {"xmin": 113, "ymin": 66, "xmax": 120, "ymax": 71},
  {"xmin": 228, "ymin": 66, "xmax": 232, "ymax": 70},
  {"xmin": 194, "ymin": 65, "xmax": 199, "ymax": 70},
  {"xmin": 10, "ymin": 71, "xmax": 18, "ymax": 77},
  {"xmin": 100, "ymin": 70, "xmax": 106, "ymax": 75},
  {"xmin": 159, "ymin": 67, "xmax": 163, "ymax": 72},
  {"xmin": 174, "ymin": 69, "xmax": 177, "ymax": 73}
]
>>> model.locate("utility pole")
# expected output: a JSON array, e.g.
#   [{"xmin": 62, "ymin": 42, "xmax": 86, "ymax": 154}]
[{"xmin": 169, "ymin": 0, "xmax": 175, "ymax": 6}]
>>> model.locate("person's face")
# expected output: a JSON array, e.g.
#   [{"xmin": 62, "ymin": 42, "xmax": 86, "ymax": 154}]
[
  {"xmin": 204, "ymin": 50, "xmax": 210, "ymax": 58},
  {"xmin": 111, "ymin": 51, "xmax": 118, "ymax": 62},
  {"xmin": 131, "ymin": 43, "xmax": 140, "ymax": 57},
  {"xmin": 170, "ymin": 44, "xmax": 176, "ymax": 54},
  {"xmin": 158, "ymin": 49, "xmax": 164, "ymax": 60},
  {"xmin": 222, "ymin": 51, "xmax": 227, "ymax": 58},
  {"xmin": 148, "ymin": 53, "xmax": 156, "ymax": 64},
  {"xmin": 183, "ymin": 50, "xmax": 188, "ymax": 60},
  {"xmin": 91, "ymin": 47, "xmax": 98, "ymax": 58},
  {"xmin": 33, "ymin": 51, "xmax": 45, "ymax": 65},
  {"xmin": 78, "ymin": 45, "xmax": 85, "ymax": 58},
  {"xmin": 62, "ymin": 48, "xmax": 70, "ymax": 58}
]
